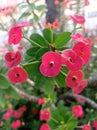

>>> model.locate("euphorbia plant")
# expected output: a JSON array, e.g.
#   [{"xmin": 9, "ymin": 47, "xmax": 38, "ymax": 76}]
[{"xmin": 1, "ymin": 17, "xmax": 93, "ymax": 130}]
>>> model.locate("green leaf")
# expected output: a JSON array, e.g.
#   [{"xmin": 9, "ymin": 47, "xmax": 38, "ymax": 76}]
[
  {"xmin": 34, "ymin": 14, "xmax": 39, "ymax": 22},
  {"xmin": 43, "ymin": 28, "xmax": 56, "ymax": 43},
  {"xmin": 54, "ymin": 32, "xmax": 71, "ymax": 48},
  {"xmin": 66, "ymin": 119, "xmax": 77, "ymax": 130},
  {"xmin": 54, "ymin": 72, "xmax": 66, "ymax": 87},
  {"xmin": 0, "ymin": 93, "xmax": 6, "ymax": 107},
  {"xmin": 22, "ymin": 61, "xmax": 41, "ymax": 78},
  {"xmin": 29, "ymin": 3, "xmax": 35, "ymax": 11},
  {"xmin": 19, "ymin": 3, "xmax": 27, "ymax": 10},
  {"xmin": 24, "ymin": 53, "xmax": 35, "ymax": 62},
  {"xmin": 30, "ymin": 33, "xmax": 48, "ymax": 47},
  {"xmin": 26, "ymin": 47, "xmax": 40, "ymax": 56},
  {"xmin": 0, "ymin": 74, "xmax": 10, "ymax": 89},
  {"xmin": 36, "ymin": 47, "xmax": 49, "ymax": 60},
  {"xmin": 36, "ymin": 5, "xmax": 46, "ymax": 11},
  {"xmin": 19, "ymin": 12, "xmax": 31, "ymax": 19},
  {"xmin": 54, "ymin": 66, "xmax": 68, "ymax": 87},
  {"xmin": 5, "ymin": 86, "xmax": 21, "ymax": 100},
  {"xmin": 22, "ymin": 61, "xmax": 50, "ymax": 88}
]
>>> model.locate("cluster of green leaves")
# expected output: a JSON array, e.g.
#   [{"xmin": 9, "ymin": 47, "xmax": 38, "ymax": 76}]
[
  {"xmin": 23, "ymin": 28, "xmax": 71, "ymax": 99},
  {"xmin": 48, "ymin": 102, "xmax": 77, "ymax": 130},
  {"xmin": 18, "ymin": 1, "xmax": 46, "ymax": 24}
]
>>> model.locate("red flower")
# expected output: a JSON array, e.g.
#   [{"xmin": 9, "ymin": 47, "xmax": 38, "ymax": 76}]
[
  {"xmin": 40, "ymin": 109, "xmax": 51, "ymax": 121},
  {"xmin": 38, "ymin": 98, "xmax": 45, "ymax": 105},
  {"xmin": 65, "ymin": 70, "xmax": 84, "ymax": 88},
  {"xmin": 72, "ymin": 79, "xmax": 87, "ymax": 94},
  {"xmin": 82, "ymin": 124, "xmax": 91, "ymax": 130},
  {"xmin": 8, "ymin": 67, "xmax": 28, "ymax": 83},
  {"xmin": 40, "ymin": 52, "xmax": 62, "ymax": 77},
  {"xmin": 72, "ymin": 105, "xmax": 84, "ymax": 118},
  {"xmin": 61, "ymin": 49, "xmax": 83, "ymax": 71},
  {"xmin": 8, "ymin": 26, "xmax": 22, "ymax": 45},
  {"xmin": 11, "ymin": 120, "xmax": 21, "ymax": 129},
  {"xmin": 5, "ymin": 51, "xmax": 22, "ymax": 68},
  {"xmin": 73, "ymin": 42, "xmax": 91, "ymax": 64},
  {"xmin": 70, "ymin": 14, "xmax": 85, "ymax": 25},
  {"xmin": 32, "ymin": 109, "xmax": 39, "ymax": 115},
  {"xmin": 40, "ymin": 123, "xmax": 50, "ymax": 130}
]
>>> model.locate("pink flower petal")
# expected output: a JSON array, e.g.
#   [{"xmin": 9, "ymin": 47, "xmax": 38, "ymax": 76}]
[
  {"xmin": 8, "ymin": 26, "xmax": 22, "ymax": 45},
  {"xmin": 61, "ymin": 49, "xmax": 83, "ymax": 71},
  {"xmin": 65, "ymin": 70, "xmax": 84, "ymax": 88},
  {"xmin": 8, "ymin": 67, "xmax": 28, "ymax": 83},
  {"xmin": 5, "ymin": 51, "xmax": 22, "ymax": 68},
  {"xmin": 40, "ymin": 52, "xmax": 62, "ymax": 77}
]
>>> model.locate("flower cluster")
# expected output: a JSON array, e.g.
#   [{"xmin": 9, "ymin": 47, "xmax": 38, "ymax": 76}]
[
  {"xmin": 5, "ymin": 23, "xmax": 29, "ymax": 83},
  {"xmin": 39, "ymin": 109, "xmax": 51, "ymax": 130},
  {"xmin": 3, "ymin": 105, "xmax": 27, "ymax": 129},
  {"xmin": 40, "ymin": 32, "xmax": 92, "ymax": 94}
]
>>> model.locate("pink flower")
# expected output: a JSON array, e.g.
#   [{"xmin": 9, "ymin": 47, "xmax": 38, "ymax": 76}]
[
  {"xmin": 77, "ymin": 98, "xmax": 84, "ymax": 103},
  {"xmin": 17, "ymin": 46, "xmax": 23, "ymax": 51},
  {"xmin": 0, "ymin": 47, "xmax": 8, "ymax": 53},
  {"xmin": 40, "ymin": 52, "xmax": 62, "ymax": 77},
  {"xmin": 70, "ymin": 14, "xmax": 85, "ymax": 25},
  {"xmin": 65, "ymin": 70, "xmax": 84, "ymax": 88},
  {"xmin": 71, "ymin": 33, "xmax": 84, "ymax": 42},
  {"xmin": 54, "ymin": 0, "xmax": 59, "ymax": 5},
  {"xmin": 82, "ymin": 124, "xmax": 91, "ymax": 130},
  {"xmin": 5, "ymin": 51, "xmax": 22, "ymax": 68},
  {"xmin": 3, "ymin": 109, "xmax": 14, "ymax": 120},
  {"xmin": 38, "ymin": 98, "xmax": 45, "ymax": 105},
  {"xmin": 83, "ymin": 38, "xmax": 92, "ymax": 47},
  {"xmin": 61, "ymin": 49, "xmax": 83, "ymax": 71},
  {"xmin": 40, "ymin": 109, "xmax": 51, "ymax": 121},
  {"xmin": 13, "ymin": 105, "xmax": 27, "ymax": 118},
  {"xmin": 92, "ymin": 121, "xmax": 97, "ymax": 129},
  {"xmin": 11, "ymin": 120, "xmax": 21, "ymax": 129},
  {"xmin": 8, "ymin": 67, "xmax": 28, "ymax": 83},
  {"xmin": 40, "ymin": 123, "xmax": 50, "ymax": 130},
  {"xmin": 62, "ymin": 0, "xmax": 71, "ymax": 7},
  {"xmin": 72, "ymin": 79, "xmax": 87, "ymax": 94},
  {"xmin": 85, "ymin": 0, "xmax": 90, "ymax": 6},
  {"xmin": 73, "ymin": 42, "xmax": 91, "ymax": 64},
  {"xmin": 45, "ymin": 22, "xmax": 52, "ymax": 28},
  {"xmin": 52, "ymin": 19, "xmax": 60, "ymax": 28},
  {"xmin": 8, "ymin": 25, "xmax": 22, "ymax": 45},
  {"xmin": 16, "ymin": 22, "xmax": 29, "ymax": 27},
  {"xmin": 72, "ymin": 105, "xmax": 84, "ymax": 118}
]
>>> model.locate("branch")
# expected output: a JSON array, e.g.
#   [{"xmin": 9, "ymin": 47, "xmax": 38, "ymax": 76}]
[
  {"xmin": 11, "ymin": 85, "xmax": 38, "ymax": 102},
  {"xmin": 68, "ymin": 93, "xmax": 97, "ymax": 109}
]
